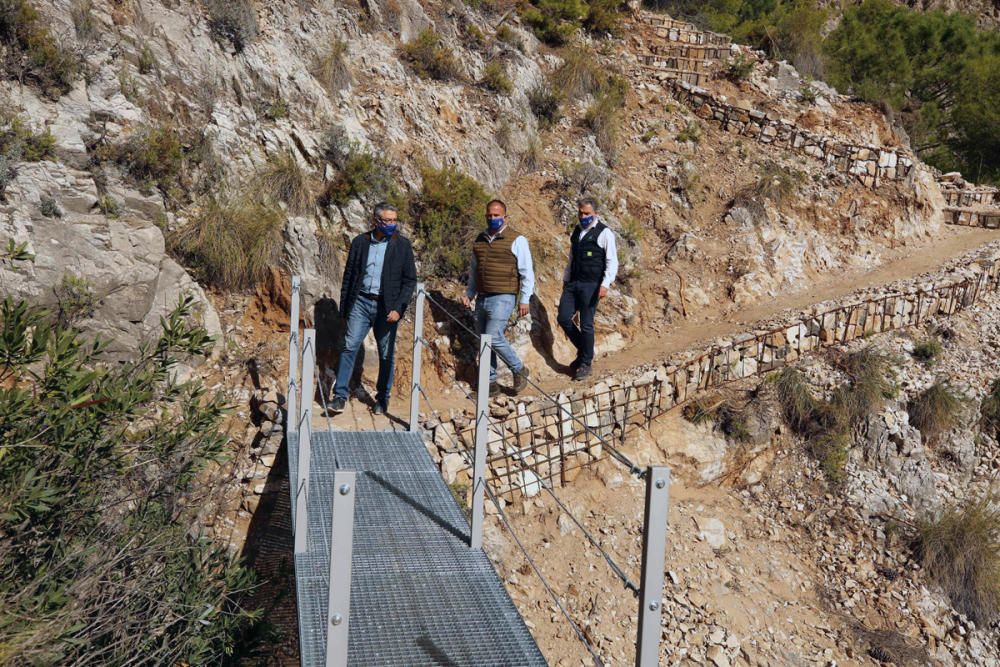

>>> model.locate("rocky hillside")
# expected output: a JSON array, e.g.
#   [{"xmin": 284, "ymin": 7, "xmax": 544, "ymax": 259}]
[
  {"xmin": 2, "ymin": 0, "xmax": 974, "ymax": 375},
  {"xmin": 5, "ymin": 0, "xmax": 1000, "ymax": 663}
]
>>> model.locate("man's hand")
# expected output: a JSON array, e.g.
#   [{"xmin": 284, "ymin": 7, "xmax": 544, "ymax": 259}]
[
  {"xmin": 598, "ymin": 286, "xmax": 608, "ymax": 299},
  {"xmin": 518, "ymin": 303, "xmax": 530, "ymax": 318},
  {"xmin": 461, "ymin": 295, "xmax": 473, "ymax": 310},
  {"xmin": 386, "ymin": 310, "xmax": 401, "ymax": 323}
]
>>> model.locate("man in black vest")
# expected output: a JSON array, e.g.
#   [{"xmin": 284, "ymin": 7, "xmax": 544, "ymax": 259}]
[
  {"xmin": 330, "ymin": 202, "xmax": 417, "ymax": 415},
  {"xmin": 461, "ymin": 199, "xmax": 535, "ymax": 396},
  {"xmin": 557, "ymin": 197, "xmax": 619, "ymax": 381}
]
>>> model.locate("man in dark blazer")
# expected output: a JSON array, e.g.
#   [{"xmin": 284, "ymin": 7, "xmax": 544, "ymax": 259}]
[{"xmin": 330, "ymin": 202, "xmax": 417, "ymax": 415}]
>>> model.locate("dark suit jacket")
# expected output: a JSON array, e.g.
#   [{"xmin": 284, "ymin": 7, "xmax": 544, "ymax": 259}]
[{"xmin": 340, "ymin": 231, "xmax": 417, "ymax": 319}]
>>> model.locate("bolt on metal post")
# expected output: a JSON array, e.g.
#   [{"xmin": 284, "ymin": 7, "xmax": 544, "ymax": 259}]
[
  {"xmin": 470, "ymin": 333, "xmax": 490, "ymax": 549},
  {"xmin": 325, "ymin": 470, "xmax": 356, "ymax": 667},
  {"xmin": 636, "ymin": 466, "xmax": 670, "ymax": 667},
  {"xmin": 294, "ymin": 329, "xmax": 316, "ymax": 555},
  {"xmin": 409, "ymin": 283, "xmax": 426, "ymax": 432}
]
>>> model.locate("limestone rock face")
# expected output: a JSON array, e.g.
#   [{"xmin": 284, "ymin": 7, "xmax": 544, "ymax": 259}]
[
  {"xmin": 856, "ymin": 405, "xmax": 937, "ymax": 512},
  {"xmin": 1, "ymin": 163, "xmax": 220, "ymax": 360}
]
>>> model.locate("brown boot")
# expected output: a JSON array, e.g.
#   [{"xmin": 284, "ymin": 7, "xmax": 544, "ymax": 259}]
[{"xmin": 512, "ymin": 367, "xmax": 530, "ymax": 394}]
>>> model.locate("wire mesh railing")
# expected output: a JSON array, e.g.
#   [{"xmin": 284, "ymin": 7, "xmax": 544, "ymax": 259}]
[
  {"xmin": 408, "ymin": 283, "xmax": 670, "ymax": 667},
  {"xmin": 285, "ymin": 277, "xmax": 671, "ymax": 667}
]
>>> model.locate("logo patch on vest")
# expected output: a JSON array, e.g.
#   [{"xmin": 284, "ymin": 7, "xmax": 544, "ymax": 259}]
[{"xmin": 587, "ymin": 251, "xmax": 593, "ymax": 256}]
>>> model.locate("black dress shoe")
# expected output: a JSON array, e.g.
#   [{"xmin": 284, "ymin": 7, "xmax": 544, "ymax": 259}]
[
  {"xmin": 573, "ymin": 363, "xmax": 592, "ymax": 381},
  {"xmin": 330, "ymin": 397, "xmax": 346, "ymax": 413},
  {"xmin": 372, "ymin": 402, "xmax": 388, "ymax": 416}
]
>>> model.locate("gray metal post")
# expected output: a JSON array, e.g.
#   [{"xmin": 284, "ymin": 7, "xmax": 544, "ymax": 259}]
[
  {"xmin": 325, "ymin": 470, "xmax": 357, "ymax": 667},
  {"xmin": 470, "ymin": 333, "xmax": 491, "ymax": 549},
  {"xmin": 409, "ymin": 283, "xmax": 426, "ymax": 433},
  {"xmin": 294, "ymin": 329, "xmax": 316, "ymax": 555},
  {"xmin": 287, "ymin": 276, "xmax": 301, "ymax": 434},
  {"xmin": 636, "ymin": 466, "xmax": 670, "ymax": 667}
]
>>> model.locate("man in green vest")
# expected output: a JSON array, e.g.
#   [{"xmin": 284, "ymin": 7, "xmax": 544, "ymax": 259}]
[
  {"xmin": 461, "ymin": 199, "xmax": 535, "ymax": 396},
  {"xmin": 558, "ymin": 197, "xmax": 619, "ymax": 381}
]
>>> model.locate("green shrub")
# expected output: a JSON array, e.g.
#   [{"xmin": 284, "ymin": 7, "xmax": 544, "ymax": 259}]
[
  {"xmin": 676, "ymin": 121, "xmax": 701, "ymax": 144},
  {"xmin": 0, "ymin": 0, "xmax": 79, "ymax": 98},
  {"xmin": 913, "ymin": 337, "xmax": 944, "ymax": 363},
  {"xmin": 402, "ymin": 29, "xmax": 462, "ymax": 81},
  {"xmin": 138, "ymin": 43, "xmax": 156, "ymax": 75},
  {"xmin": 773, "ymin": 357, "xmax": 892, "ymax": 484},
  {"xmin": 320, "ymin": 145, "xmax": 402, "ymax": 209},
  {"xmin": 528, "ymin": 82, "xmax": 562, "ymax": 128},
  {"xmin": 254, "ymin": 150, "xmax": 312, "ymax": 214},
  {"xmin": 97, "ymin": 194, "xmax": 120, "ymax": 218},
  {"xmin": 203, "ymin": 0, "xmax": 258, "ymax": 52},
  {"xmin": 909, "ymin": 382, "xmax": 964, "ymax": 445},
  {"xmin": 584, "ymin": 74, "xmax": 627, "ymax": 159},
  {"xmin": 118, "ymin": 66, "xmax": 140, "ymax": 103},
  {"xmin": 798, "ymin": 83, "xmax": 817, "ymax": 105},
  {"xmin": 522, "ymin": 134, "xmax": 542, "ymax": 172},
  {"xmin": 519, "ymin": 0, "xmax": 626, "ymax": 46},
  {"xmin": 582, "ymin": 0, "xmax": 624, "ymax": 36},
  {"xmin": 682, "ymin": 394, "xmax": 721, "ymax": 425},
  {"xmin": 70, "ymin": 0, "xmax": 98, "ymax": 42},
  {"xmin": 917, "ymin": 496, "xmax": 1000, "ymax": 625},
  {"xmin": 38, "ymin": 194, "xmax": 60, "ymax": 218},
  {"xmin": 737, "ymin": 160, "xmax": 805, "ymax": 206},
  {"xmin": 0, "ymin": 296, "xmax": 258, "ymax": 663},
  {"xmin": 824, "ymin": 0, "xmax": 1000, "ymax": 183},
  {"xmin": 981, "ymin": 380, "xmax": 1000, "ymax": 439},
  {"xmin": 170, "ymin": 193, "xmax": 284, "ymax": 291},
  {"xmin": 53, "ymin": 273, "xmax": 95, "ymax": 326},
  {"xmin": 682, "ymin": 394, "xmax": 752, "ymax": 443},
  {"xmin": 0, "ymin": 150, "xmax": 17, "ymax": 201},
  {"xmin": 496, "ymin": 24, "xmax": 519, "ymax": 48},
  {"xmin": 264, "ymin": 97, "xmax": 287, "ymax": 120},
  {"xmin": 725, "ymin": 53, "xmax": 755, "ymax": 82},
  {"xmin": 314, "ymin": 40, "xmax": 350, "ymax": 93},
  {"xmin": 113, "ymin": 124, "xmax": 184, "ymax": 192},
  {"xmin": 1, "ymin": 117, "xmax": 55, "ymax": 162},
  {"xmin": 409, "ymin": 165, "xmax": 489, "ymax": 279},
  {"xmin": 480, "ymin": 61, "xmax": 513, "ymax": 95},
  {"xmin": 618, "ymin": 216, "xmax": 645, "ymax": 245},
  {"xmin": 835, "ymin": 349, "xmax": 896, "ymax": 425}
]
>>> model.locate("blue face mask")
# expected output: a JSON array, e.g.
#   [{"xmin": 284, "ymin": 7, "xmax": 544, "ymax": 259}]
[
  {"xmin": 579, "ymin": 215, "xmax": 596, "ymax": 228},
  {"xmin": 487, "ymin": 216, "xmax": 505, "ymax": 232},
  {"xmin": 377, "ymin": 219, "xmax": 397, "ymax": 236}
]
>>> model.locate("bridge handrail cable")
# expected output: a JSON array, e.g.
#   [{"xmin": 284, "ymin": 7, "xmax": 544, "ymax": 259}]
[{"xmin": 419, "ymin": 288, "xmax": 646, "ymax": 479}]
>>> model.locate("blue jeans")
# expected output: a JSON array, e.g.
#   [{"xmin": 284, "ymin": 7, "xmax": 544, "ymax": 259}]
[
  {"xmin": 475, "ymin": 293, "xmax": 523, "ymax": 384},
  {"xmin": 334, "ymin": 295, "xmax": 398, "ymax": 406}
]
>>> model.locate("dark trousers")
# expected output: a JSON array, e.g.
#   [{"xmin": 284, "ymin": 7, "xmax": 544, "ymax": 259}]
[{"xmin": 557, "ymin": 281, "xmax": 600, "ymax": 366}]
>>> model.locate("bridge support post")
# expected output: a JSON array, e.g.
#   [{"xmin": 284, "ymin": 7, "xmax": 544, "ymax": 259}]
[
  {"xmin": 287, "ymin": 276, "xmax": 301, "ymax": 434},
  {"xmin": 636, "ymin": 466, "xmax": 670, "ymax": 667},
  {"xmin": 470, "ymin": 333, "xmax": 491, "ymax": 549},
  {"xmin": 409, "ymin": 283, "xmax": 426, "ymax": 433},
  {"xmin": 325, "ymin": 470, "xmax": 357, "ymax": 667},
  {"xmin": 295, "ymin": 329, "xmax": 316, "ymax": 555}
]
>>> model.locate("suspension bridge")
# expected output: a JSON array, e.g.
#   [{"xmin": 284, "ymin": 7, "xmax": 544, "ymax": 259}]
[{"xmin": 284, "ymin": 276, "xmax": 672, "ymax": 666}]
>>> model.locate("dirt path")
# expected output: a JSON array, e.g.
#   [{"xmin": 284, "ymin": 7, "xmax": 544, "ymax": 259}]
[{"xmin": 527, "ymin": 226, "xmax": 998, "ymax": 395}]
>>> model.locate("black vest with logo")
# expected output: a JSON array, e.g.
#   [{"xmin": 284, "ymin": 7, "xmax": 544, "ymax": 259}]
[{"xmin": 569, "ymin": 222, "xmax": 607, "ymax": 283}]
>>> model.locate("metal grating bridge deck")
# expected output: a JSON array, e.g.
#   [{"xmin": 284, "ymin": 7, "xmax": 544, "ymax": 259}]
[{"xmin": 288, "ymin": 430, "xmax": 547, "ymax": 666}]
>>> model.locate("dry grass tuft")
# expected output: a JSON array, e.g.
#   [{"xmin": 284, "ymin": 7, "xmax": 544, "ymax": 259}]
[{"xmin": 909, "ymin": 382, "xmax": 964, "ymax": 445}]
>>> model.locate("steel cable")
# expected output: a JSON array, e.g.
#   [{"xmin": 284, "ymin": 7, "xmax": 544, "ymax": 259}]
[{"xmin": 420, "ymin": 288, "xmax": 645, "ymax": 478}]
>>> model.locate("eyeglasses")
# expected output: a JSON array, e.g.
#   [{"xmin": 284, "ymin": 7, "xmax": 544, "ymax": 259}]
[{"xmin": 375, "ymin": 216, "xmax": 399, "ymax": 225}]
